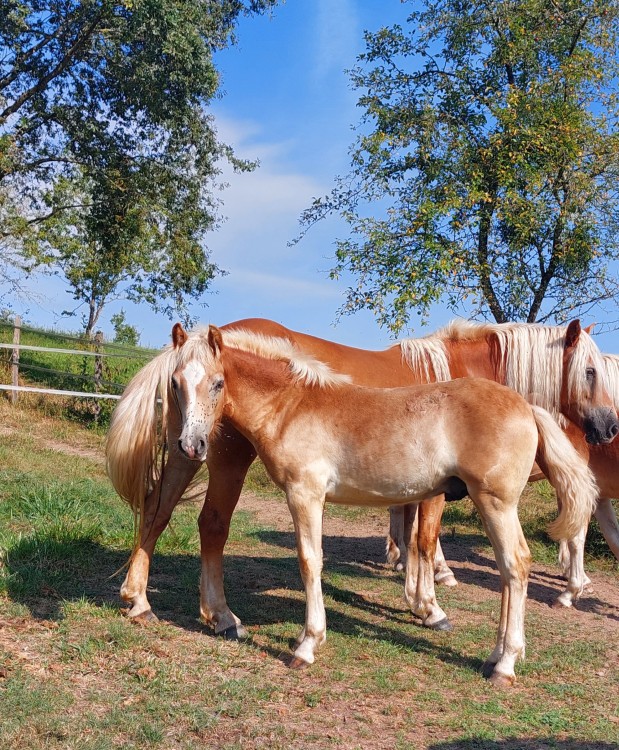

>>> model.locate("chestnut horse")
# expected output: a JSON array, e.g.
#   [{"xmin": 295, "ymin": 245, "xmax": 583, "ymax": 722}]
[
  {"xmin": 553, "ymin": 353, "xmax": 619, "ymax": 602},
  {"xmin": 162, "ymin": 323, "xmax": 597, "ymax": 685},
  {"xmin": 389, "ymin": 347, "xmax": 619, "ymax": 609},
  {"xmin": 106, "ymin": 317, "xmax": 617, "ymax": 642}
]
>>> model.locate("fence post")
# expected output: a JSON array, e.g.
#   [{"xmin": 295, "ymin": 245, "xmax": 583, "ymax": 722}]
[
  {"xmin": 93, "ymin": 330, "xmax": 103, "ymax": 423},
  {"xmin": 11, "ymin": 315, "xmax": 21, "ymax": 404}
]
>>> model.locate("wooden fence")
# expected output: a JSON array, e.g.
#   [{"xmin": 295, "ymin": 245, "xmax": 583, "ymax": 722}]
[{"xmin": 0, "ymin": 317, "xmax": 154, "ymax": 411}]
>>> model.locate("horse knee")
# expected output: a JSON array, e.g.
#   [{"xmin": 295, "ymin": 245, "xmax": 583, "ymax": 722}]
[{"xmin": 198, "ymin": 505, "xmax": 230, "ymax": 540}]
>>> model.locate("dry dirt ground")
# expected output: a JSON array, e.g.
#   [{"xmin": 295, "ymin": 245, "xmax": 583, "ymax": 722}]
[{"xmin": 238, "ymin": 489, "xmax": 619, "ymax": 631}]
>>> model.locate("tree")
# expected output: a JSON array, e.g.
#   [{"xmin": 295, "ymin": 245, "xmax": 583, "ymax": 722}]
[
  {"xmin": 0, "ymin": 0, "xmax": 276, "ymax": 328},
  {"xmin": 111, "ymin": 310, "xmax": 139, "ymax": 346},
  {"xmin": 298, "ymin": 0, "xmax": 619, "ymax": 333}
]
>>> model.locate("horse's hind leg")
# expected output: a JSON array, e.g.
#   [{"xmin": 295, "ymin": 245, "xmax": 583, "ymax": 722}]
[
  {"xmin": 121, "ymin": 447, "xmax": 200, "ymax": 621},
  {"xmin": 473, "ymin": 495, "xmax": 531, "ymax": 687},
  {"xmin": 198, "ymin": 424, "xmax": 257, "ymax": 639}
]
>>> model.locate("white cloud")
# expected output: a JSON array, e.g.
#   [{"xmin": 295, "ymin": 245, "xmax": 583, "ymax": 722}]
[{"xmin": 314, "ymin": 0, "xmax": 361, "ymax": 83}]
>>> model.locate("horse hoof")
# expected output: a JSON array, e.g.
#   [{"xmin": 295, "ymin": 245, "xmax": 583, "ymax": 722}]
[
  {"xmin": 289, "ymin": 656, "xmax": 310, "ymax": 670},
  {"xmin": 436, "ymin": 574, "xmax": 458, "ymax": 587},
  {"xmin": 488, "ymin": 671, "xmax": 515, "ymax": 688},
  {"xmin": 130, "ymin": 609, "xmax": 158, "ymax": 625},
  {"xmin": 426, "ymin": 617, "xmax": 453, "ymax": 632},
  {"xmin": 552, "ymin": 597, "xmax": 572, "ymax": 609},
  {"xmin": 217, "ymin": 624, "xmax": 249, "ymax": 640},
  {"xmin": 481, "ymin": 660, "xmax": 497, "ymax": 678}
]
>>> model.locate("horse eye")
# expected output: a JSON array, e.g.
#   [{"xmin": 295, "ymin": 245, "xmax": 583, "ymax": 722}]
[
  {"xmin": 586, "ymin": 367, "xmax": 595, "ymax": 382},
  {"xmin": 212, "ymin": 377, "xmax": 224, "ymax": 392},
  {"xmin": 171, "ymin": 376, "xmax": 179, "ymax": 390}
]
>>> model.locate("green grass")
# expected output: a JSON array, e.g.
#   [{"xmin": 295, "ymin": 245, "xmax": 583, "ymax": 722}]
[
  {"xmin": 0, "ymin": 402, "xmax": 617, "ymax": 749},
  {"xmin": 0, "ymin": 320, "xmax": 157, "ymax": 428}
]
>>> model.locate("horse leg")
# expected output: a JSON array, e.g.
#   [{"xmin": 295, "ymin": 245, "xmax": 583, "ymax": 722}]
[
  {"xmin": 594, "ymin": 497, "xmax": 619, "ymax": 560},
  {"xmin": 386, "ymin": 505, "xmax": 406, "ymax": 571},
  {"xmin": 426, "ymin": 495, "xmax": 457, "ymax": 587},
  {"xmin": 286, "ymin": 486, "xmax": 327, "ymax": 668},
  {"xmin": 120, "ymin": 447, "xmax": 200, "ymax": 621},
  {"xmin": 198, "ymin": 425, "xmax": 257, "ymax": 639},
  {"xmin": 553, "ymin": 526, "xmax": 588, "ymax": 608},
  {"xmin": 405, "ymin": 497, "xmax": 452, "ymax": 630},
  {"xmin": 473, "ymin": 497, "xmax": 531, "ymax": 687}
]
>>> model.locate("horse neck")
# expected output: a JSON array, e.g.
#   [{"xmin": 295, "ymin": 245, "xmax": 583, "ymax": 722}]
[
  {"xmin": 221, "ymin": 347, "xmax": 300, "ymax": 437},
  {"xmin": 443, "ymin": 336, "xmax": 501, "ymax": 381}
]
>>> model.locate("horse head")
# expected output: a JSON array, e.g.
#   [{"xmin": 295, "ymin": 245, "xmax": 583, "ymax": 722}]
[
  {"xmin": 563, "ymin": 319, "xmax": 619, "ymax": 445},
  {"xmin": 171, "ymin": 323, "xmax": 225, "ymax": 461}
]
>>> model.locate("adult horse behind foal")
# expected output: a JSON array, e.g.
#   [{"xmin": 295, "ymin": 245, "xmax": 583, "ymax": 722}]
[
  {"xmin": 106, "ymin": 316, "xmax": 616, "ymax": 640},
  {"xmin": 167, "ymin": 323, "xmax": 597, "ymax": 685},
  {"xmin": 555, "ymin": 353, "xmax": 619, "ymax": 598},
  {"xmin": 389, "ymin": 329, "xmax": 619, "ymax": 609}
]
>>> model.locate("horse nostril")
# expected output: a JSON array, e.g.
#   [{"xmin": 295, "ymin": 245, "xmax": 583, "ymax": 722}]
[
  {"xmin": 178, "ymin": 439, "xmax": 184, "ymax": 453},
  {"xmin": 609, "ymin": 423, "xmax": 619, "ymax": 439},
  {"xmin": 198, "ymin": 439, "xmax": 206, "ymax": 454}
]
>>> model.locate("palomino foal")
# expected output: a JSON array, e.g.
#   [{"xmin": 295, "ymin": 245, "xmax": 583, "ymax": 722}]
[{"xmin": 170, "ymin": 324, "xmax": 597, "ymax": 686}]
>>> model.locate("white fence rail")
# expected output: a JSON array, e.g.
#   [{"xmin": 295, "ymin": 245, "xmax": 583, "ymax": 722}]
[{"xmin": 1, "ymin": 317, "xmax": 151, "ymax": 407}]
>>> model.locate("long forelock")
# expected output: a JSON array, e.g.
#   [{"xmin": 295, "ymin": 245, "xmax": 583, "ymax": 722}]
[
  {"xmin": 603, "ymin": 354, "xmax": 619, "ymax": 406},
  {"xmin": 566, "ymin": 329, "xmax": 609, "ymax": 406},
  {"xmin": 220, "ymin": 328, "xmax": 351, "ymax": 387}
]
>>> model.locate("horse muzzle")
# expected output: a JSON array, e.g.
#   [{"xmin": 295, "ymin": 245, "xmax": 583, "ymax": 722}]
[
  {"xmin": 584, "ymin": 408, "xmax": 619, "ymax": 445},
  {"xmin": 178, "ymin": 435, "xmax": 208, "ymax": 461}
]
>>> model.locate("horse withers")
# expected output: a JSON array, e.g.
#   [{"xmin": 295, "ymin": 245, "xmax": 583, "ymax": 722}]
[{"xmin": 168, "ymin": 323, "xmax": 597, "ymax": 686}]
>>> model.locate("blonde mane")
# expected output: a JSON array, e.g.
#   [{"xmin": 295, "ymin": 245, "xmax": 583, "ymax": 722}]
[
  {"xmin": 181, "ymin": 327, "xmax": 351, "ymax": 388},
  {"xmin": 450, "ymin": 320, "xmax": 607, "ymax": 418},
  {"xmin": 604, "ymin": 354, "xmax": 619, "ymax": 406},
  {"xmin": 398, "ymin": 335, "xmax": 451, "ymax": 382},
  {"xmin": 401, "ymin": 319, "xmax": 607, "ymax": 418}
]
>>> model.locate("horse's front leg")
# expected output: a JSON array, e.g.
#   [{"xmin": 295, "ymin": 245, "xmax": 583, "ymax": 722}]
[
  {"xmin": 199, "ymin": 424, "xmax": 257, "ymax": 639},
  {"xmin": 120, "ymin": 444, "xmax": 200, "ymax": 621},
  {"xmin": 405, "ymin": 496, "xmax": 452, "ymax": 630},
  {"xmin": 386, "ymin": 505, "xmax": 406, "ymax": 570},
  {"xmin": 286, "ymin": 485, "xmax": 327, "ymax": 668},
  {"xmin": 594, "ymin": 497, "xmax": 619, "ymax": 560},
  {"xmin": 553, "ymin": 525, "xmax": 588, "ymax": 608}
]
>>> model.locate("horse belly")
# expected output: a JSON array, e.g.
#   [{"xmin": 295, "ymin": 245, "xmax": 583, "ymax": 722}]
[{"xmin": 327, "ymin": 447, "xmax": 453, "ymax": 508}]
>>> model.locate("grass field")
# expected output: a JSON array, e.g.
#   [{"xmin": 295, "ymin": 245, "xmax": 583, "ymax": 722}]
[
  {"xmin": 0, "ymin": 398, "xmax": 617, "ymax": 750},
  {"xmin": 0, "ymin": 320, "xmax": 156, "ymax": 427}
]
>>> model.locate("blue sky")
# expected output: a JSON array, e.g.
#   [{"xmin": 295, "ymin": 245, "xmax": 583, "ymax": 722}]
[{"xmin": 8, "ymin": 0, "xmax": 619, "ymax": 352}]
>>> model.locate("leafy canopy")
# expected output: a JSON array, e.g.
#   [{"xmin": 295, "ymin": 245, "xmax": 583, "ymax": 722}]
[
  {"xmin": 0, "ymin": 0, "xmax": 276, "ymax": 331},
  {"xmin": 299, "ymin": 0, "xmax": 619, "ymax": 332}
]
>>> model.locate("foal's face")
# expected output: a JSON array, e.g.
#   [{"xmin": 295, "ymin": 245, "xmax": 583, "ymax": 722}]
[{"xmin": 172, "ymin": 357, "xmax": 225, "ymax": 462}]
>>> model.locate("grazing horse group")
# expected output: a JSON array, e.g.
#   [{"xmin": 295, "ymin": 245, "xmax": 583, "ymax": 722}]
[{"xmin": 105, "ymin": 316, "xmax": 618, "ymax": 686}]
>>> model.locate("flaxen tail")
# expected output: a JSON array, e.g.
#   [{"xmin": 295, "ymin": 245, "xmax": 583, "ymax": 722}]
[
  {"xmin": 105, "ymin": 346, "xmax": 177, "ymax": 524},
  {"xmin": 531, "ymin": 406, "xmax": 598, "ymax": 540}
]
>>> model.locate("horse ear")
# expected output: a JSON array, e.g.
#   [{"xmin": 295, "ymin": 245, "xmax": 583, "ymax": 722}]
[
  {"xmin": 583, "ymin": 323, "xmax": 596, "ymax": 335},
  {"xmin": 172, "ymin": 323, "xmax": 188, "ymax": 349},
  {"xmin": 565, "ymin": 319, "xmax": 581, "ymax": 349},
  {"xmin": 208, "ymin": 325, "xmax": 223, "ymax": 356}
]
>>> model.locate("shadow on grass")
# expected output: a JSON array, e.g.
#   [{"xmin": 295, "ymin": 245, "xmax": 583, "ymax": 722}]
[
  {"xmin": 257, "ymin": 528, "xmax": 619, "ymax": 619},
  {"xmin": 3, "ymin": 531, "xmax": 487, "ymax": 677},
  {"xmin": 431, "ymin": 741, "xmax": 619, "ymax": 750}
]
